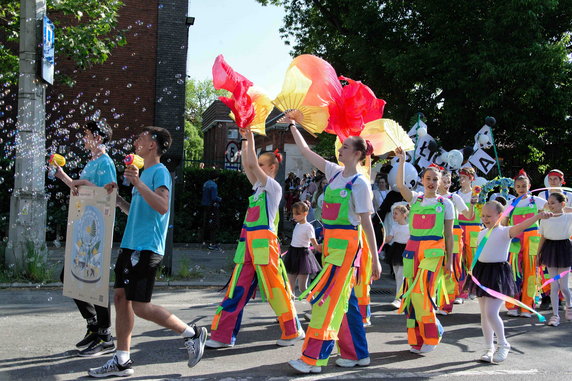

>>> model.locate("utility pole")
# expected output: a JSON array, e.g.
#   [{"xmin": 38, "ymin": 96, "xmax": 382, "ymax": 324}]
[{"xmin": 6, "ymin": 0, "xmax": 48, "ymax": 271}]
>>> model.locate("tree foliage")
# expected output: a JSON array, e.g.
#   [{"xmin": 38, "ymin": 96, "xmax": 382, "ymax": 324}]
[
  {"xmin": 0, "ymin": 0, "xmax": 125, "ymax": 85},
  {"xmin": 258, "ymin": 0, "xmax": 572, "ymax": 179},
  {"xmin": 184, "ymin": 78, "xmax": 228, "ymax": 163}
]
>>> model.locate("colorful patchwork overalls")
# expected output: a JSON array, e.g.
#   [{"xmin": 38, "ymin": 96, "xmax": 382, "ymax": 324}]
[
  {"xmin": 506, "ymin": 196, "xmax": 541, "ymax": 313},
  {"xmin": 210, "ymin": 188, "xmax": 300, "ymax": 344},
  {"xmin": 299, "ymin": 172, "xmax": 369, "ymax": 366},
  {"xmin": 438, "ymin": 194, "xmax": 465, "ymax": 312},
  {"xmin": 355, "ymin": 230, "xmax": 373, "ymax": 325},
  {"xmin": 400, "ymin": 195, "xmax": 446, "ymax": 349},
  {"xmin": 457, "ymin": 197, "xmax": 482, "ymax": 294}
]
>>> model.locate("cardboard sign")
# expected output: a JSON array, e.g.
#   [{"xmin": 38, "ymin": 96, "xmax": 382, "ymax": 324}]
[
  {"xmin": 469, "ymin": 149, "xmax": 496, "ymax": 174},
  {"xmin": 63, "ymin": 186, "xmax": 116, "ymax": 307}
]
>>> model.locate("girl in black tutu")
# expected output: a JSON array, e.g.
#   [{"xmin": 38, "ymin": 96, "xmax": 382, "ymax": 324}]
[
  {"xmin": 538, "ymin": 192, "xmax": 572, "ymax": 326},
  {"xmin": 283, "ymin": 201, "xmax": 322, "ymax": 295},
  {"xmin": 468, "ymin": 201, "xmax": 552, "ymax": 364}
]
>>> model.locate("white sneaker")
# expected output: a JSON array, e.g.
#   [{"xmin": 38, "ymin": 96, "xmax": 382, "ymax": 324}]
[
  {"xmin": 547, "ymin": 315, "xmax": 560, "ymax": 327},
  {"xmin": 507, "ymin": 309, "xmax": 519, "ymax": 317},
  {"xmin": 436, "ymin": 309, "xmax": 448, "ymax": 316},
  {"xmin": 453, "ymin": 298, "xmax": 464, "ymax": 305},
  {"xmin": 288, "ymin": 359, "xmax": 321, "ymax": 374},
  {"xmin": 420, "ymin": 344, "xmax": 437, "ymax": 353},
  {"xmin": 480, "ymin": 349, "xmax": 494, "ymax": 363},
  {"xmin": 390, "ymin": 299, "xmax": 402, "ymax": 309},
  {"xmin": 185, "ymin": 326, "xmax": 207, "ymax": 368},
  {"xmin": 566, "ymin": 307, "xmax": 572, "ymax": 320},
  {"xmin": 409, "ymin": 347, "xmax": 422, "ymax": 354},
  {"xmin": 520, "ymin": 311, "xmax": 532, "ymax": 318},
  {"xmin": 335, "ymin": 357, "xmax": 370, "ymax": 368},
  {"xmin": 363, "ymin": 320, "xmax": 372, "ymax": 327},
  {"xmin": 87, "ymin": 355, "xmax": 134, "ymax": 378},
  {"xmin": 276, "ymin": 329, "xmax": 305, "ymax": 347},
  {"xmin": 205, "ymin": 338, "xmax": 234, "ymax": 349},
  {"xmin": 493, "ymin": 344, "xmax": 510, "ymax": 363}
]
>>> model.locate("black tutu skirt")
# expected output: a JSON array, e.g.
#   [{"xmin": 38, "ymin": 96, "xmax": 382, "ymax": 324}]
[
  {"xmin": 385, "ymin": 242, "xmax": 405, "ymax": 266},
  {"xmin": 466, "ymin": 261, "xmax": 518, "ymax": 298},
  {"xmin": 539, "ymin": 239, "xmax": 572, "ymax": 268},
  {"xmin": 283, "ymin": 246, "xmax": 321, "ymax": 275}
]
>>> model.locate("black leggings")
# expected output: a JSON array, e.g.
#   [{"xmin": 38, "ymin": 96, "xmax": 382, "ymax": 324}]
[{"xmin": 60, "ymin": 268, "xmax": 111, "ymax": 329}]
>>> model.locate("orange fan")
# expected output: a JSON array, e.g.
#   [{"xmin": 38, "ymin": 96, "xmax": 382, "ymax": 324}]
[{"xmin": 273, "ymin": 55, "xmax": 342, "ymax": 135}]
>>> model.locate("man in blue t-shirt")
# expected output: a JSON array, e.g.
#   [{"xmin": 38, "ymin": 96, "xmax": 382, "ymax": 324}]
[
  {"xmin": 201, "ymin": 173, "xmax": 221, "ymax": 250},
  {"xmin": 88, "ymin": 127, "xmax": 207, "ymax": 378},
  {"xmin": 54, "ymin": 120, "xmax": 117, "ymax": 357}
]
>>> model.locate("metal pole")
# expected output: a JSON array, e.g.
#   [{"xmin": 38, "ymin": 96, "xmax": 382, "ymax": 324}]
[{"xmin": 6, "ymin": 0, "xmax": 48, "ymax": 271}]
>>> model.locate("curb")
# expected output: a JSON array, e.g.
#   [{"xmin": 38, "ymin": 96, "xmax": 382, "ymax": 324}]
[{"xmin": 0, "ymin": 279, "xmax": 397, "ymax": 292}]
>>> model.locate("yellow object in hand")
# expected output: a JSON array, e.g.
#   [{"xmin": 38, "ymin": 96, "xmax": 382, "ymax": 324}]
[
  {"xmin": 48, "ymin": 153, "xmax": 66, "ymax": 167},
  {"xmin": 123, "ymin": 154, "xmax": 144, "ymax": 169}
]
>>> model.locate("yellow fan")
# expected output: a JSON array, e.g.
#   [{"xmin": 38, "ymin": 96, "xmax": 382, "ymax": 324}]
[
  {"xmin": 229, "ymin": 85, "xmax": 272, "ymax": 136},
  {"xmin": 362, "ymin": 119, "xmax": 415, "ymax": 155},
  {"xmin": 273, "ymin": 66, "xmax": 330, "ymax": 136},
  {"xmin": 273, "ymin": 55, "xmax": 342, "ymax": 136}
]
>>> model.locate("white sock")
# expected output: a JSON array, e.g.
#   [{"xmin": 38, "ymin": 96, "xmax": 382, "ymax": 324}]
[
  {"xmin": 115, "ymin": 350, "xmax": 130, "ymax": 364},
  {"xmin": 181, "ymin": 325, "xmax": 196, "ymax": 338}
]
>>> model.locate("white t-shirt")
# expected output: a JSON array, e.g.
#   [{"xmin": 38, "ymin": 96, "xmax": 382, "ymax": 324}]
[
  {"xmin": 389, "ymin": 223, "xmax": 410, "ymax": 244},
  {"xmin": 456, "ymin": 189, "xmax": 472, "ymax": 204},
  {"xmin": 538, "ymin": 190, "xmax": 572, "ymax": 208},
  {"xmin": 539, "ymin": 213, "xmax": 572, "ymax": 240},
  {"xmin": 325, "ymin": 162, "xmax": 374, "ymax": 226},
  {"xmin": 514, "ymin": 195, "xmax": 546, "ymax": 211},
  {"xmin": 409, "ymin": 191, "xmax": 455, "ymax": 220},
  {"xmin": 477, "ymin": 225, "xmax": 512, "ymax": 263},
  {"xmin": 252, "ymin": 177, "xmax": 282, "ymax": 233},
  {"xmin": 290, "ymin": 221, "xmax": 316, "ymax": 248},
  {"xmin": 443, "ymin": 192, "xmax": 469, "ymax": 219}
]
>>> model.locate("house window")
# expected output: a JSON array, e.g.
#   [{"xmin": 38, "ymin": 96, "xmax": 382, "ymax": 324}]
[{"xmin": 227, "ymin": 128, "xmax": 239, "ymax": 140}]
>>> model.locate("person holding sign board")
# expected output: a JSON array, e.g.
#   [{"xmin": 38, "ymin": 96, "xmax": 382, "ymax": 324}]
[
  {"xmin": 88, "ymin": 127, "xmax": 207, "ymax": 378},
  {"xmin": 53, "ymin": 120, "xmax": 117, "ymax": 357}
]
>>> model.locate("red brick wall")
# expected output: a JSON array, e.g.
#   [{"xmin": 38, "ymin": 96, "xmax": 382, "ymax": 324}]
[{"xmin": 46, "ymin": 0, "xmax": 159, "ymax": 156}]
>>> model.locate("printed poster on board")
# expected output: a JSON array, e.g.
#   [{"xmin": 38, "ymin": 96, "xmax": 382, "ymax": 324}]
[{"xmin": 63, "ymin": 186, "xmax": 116, "ymax": 307}]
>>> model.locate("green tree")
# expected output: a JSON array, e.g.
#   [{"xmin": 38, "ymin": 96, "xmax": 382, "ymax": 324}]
[
  {"xmin": 184, "ymin": 78, "xmax": 228, "ymax": 164},
  {"xmin": 258, "ymin": 0, "xmax": 572, "ymax": 180},
  {"xmin": 1, "ymin": 0, "xmax": 125, "ymax": 85}
]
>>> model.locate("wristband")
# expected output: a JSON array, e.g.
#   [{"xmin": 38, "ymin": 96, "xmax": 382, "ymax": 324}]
[{"xmin": 288, "ymin": 123, "xmax": 296, "ymax": 128}]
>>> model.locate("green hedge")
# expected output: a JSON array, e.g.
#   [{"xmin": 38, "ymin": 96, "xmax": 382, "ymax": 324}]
[
  {"xmin": 0, "ymin": 164, "xmax": 252, "ymax": 245},
  {"xmin": 173, "ymin": 167, "xmax": 252, "ymax": 243}
]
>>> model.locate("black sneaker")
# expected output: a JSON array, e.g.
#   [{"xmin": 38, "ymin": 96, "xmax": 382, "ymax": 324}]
[
  {"xmin": 76, "ymin": 330, "xmax": 98, "ymax": 348},
  {"xmin": 184, "ymin": 325, "xmax": 207, "ymax": 368},
  {"xmin": 79, "ymin": 338, "xmax": 116, "ymax": 357},
  {"xmin": 88, "ymin": 355, "xmax": 134, "ymax": 378}
]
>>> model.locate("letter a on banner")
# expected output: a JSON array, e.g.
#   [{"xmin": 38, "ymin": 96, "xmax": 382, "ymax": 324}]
[{"xmin": 469, "ymin": 149, "xmax": 496, "ymax": 174}]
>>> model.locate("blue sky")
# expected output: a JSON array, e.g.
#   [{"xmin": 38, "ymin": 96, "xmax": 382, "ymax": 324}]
[{"xmin": 186, "ymin": 0, "xmax": 293, "ymax": 96}]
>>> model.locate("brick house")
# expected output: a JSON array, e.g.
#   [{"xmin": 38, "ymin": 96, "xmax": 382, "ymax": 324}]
[{"xmin": 201, "ymin": 100, "xmax": 319, "ymax": 180}]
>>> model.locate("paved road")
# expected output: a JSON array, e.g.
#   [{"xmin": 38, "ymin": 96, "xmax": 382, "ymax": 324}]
[{"xmin": 0, "ymin": 287, "xmax": 570, "ymax": 381}]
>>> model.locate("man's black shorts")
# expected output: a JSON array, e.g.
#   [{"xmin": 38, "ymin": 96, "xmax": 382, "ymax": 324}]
[{"xmin": 114, "ymin": 248, "xmax": 163, "ymax": 303}]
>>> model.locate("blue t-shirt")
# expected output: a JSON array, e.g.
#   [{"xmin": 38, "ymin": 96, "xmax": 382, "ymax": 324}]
[
  {"xmin": 121, "ymin": 163, "xmax": 172, "ymax": 255},
  {"xmin": 80, "ymin": 153, "xmax": 117, "ymax": 187}
]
